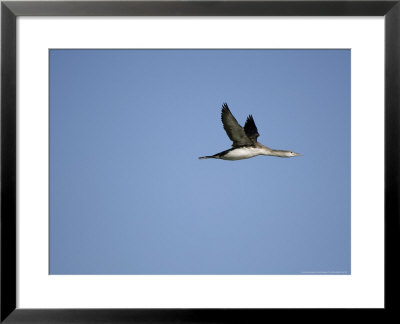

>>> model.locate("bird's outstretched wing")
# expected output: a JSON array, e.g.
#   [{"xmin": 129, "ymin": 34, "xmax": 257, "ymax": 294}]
[
  {"xmin": 244, "ymin": 115, "xmax": 260, "ymax": 143},
  {"xmin": 221, "ymin": 103, "xmax": 253, "ymax": 147}
]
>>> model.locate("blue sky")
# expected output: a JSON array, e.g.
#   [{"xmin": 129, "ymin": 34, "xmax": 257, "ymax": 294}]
[{"xmin": 49, "ymin": 49, "xmax": 350, "ymax": 274}]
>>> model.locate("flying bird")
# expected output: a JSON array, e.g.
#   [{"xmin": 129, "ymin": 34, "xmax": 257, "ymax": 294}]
[{"xmin": 199, "ymin": 103, "xmax": 302, "ymax": 160}]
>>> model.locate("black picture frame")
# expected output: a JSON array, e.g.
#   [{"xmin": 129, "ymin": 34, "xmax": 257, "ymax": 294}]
[{"xmin": 1, "ymin": 0, "xmax": 399, "ymax": 322}]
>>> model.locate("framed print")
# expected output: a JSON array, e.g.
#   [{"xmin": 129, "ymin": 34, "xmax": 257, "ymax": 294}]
[{"xmin": 1, "ymin": 0, "xmax": 399, "ymax": 322}]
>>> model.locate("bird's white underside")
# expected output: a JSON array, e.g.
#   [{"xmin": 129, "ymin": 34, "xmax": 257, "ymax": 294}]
[{"xmin": 221, "ymin": 147, "xmax": 267, "ymax": 160}]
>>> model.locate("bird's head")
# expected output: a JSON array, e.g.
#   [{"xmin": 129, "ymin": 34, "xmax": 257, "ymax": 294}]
[{"xmin": 287, "ymin": 151, "xmax": 302, "ymax": 157}]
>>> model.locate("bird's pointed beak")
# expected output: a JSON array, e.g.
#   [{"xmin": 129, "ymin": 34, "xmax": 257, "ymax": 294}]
[{"xmin": 295, "ymin": 153, "xmax": 303, "ymax": 157}]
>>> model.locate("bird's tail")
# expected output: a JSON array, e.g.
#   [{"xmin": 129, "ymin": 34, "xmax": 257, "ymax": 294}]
[{"xmin": 199, "ymin": 154, "xmax": 221, "ymax": 159}]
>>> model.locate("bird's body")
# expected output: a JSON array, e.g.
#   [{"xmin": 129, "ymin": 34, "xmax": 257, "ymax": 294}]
[
  {"xmin": 219, "ymin": 145, "xmax": 268, "ymax": 160},
  {"xmin": 200, "ymin": 143, "xmax": 270, "ymax": 160},
  {"xmin": 199, "ymin": 103, "xmax": 301, "ymax": 161}
]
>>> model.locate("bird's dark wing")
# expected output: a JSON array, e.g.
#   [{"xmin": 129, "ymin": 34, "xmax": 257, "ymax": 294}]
[
  {"xmin": 244, "ymin": 115, "xmax": 260, "ymax": 143},
  {"xmin": 221, "ymin": 103, "xmax": 253, "ymax": 147}
]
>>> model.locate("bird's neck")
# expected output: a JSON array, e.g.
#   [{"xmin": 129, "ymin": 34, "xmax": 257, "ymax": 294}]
[
  {"xmin": 256, "ymin": 143, "xmax": 291, "ymax": 157},
  {"xmin": 265, "ymin": 149, "xmax": 291, "ymax": 157}
]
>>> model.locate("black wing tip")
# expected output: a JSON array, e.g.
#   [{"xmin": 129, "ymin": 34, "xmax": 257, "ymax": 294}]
[
  {"xmin": 221, "ymin": 103, "xmax": 230, "ymax": 120},
  {"xmin": 246, "ymin": 114, "xmax": 256, "ymax": 123},
  {"xmin": 244, "ymin": 113, "xmax": 259, "ymax": 140}
]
